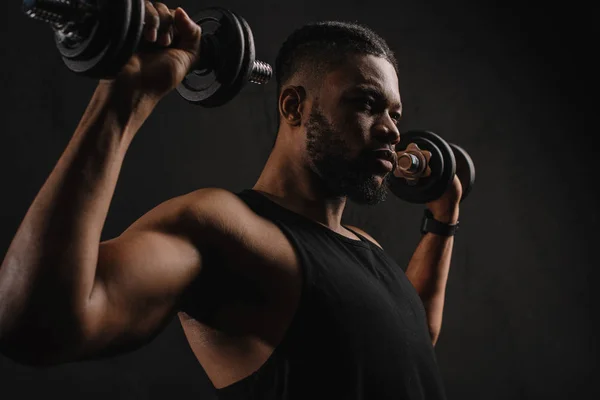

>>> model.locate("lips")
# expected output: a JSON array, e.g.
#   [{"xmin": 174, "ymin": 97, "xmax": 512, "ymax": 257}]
[
  {"xmin": 372, "ymin": 148, "xmax": 397, "ymax": 167},
  {"xmin": 371, "ymin": 148, "xmax": 397, "ymax": 172}
]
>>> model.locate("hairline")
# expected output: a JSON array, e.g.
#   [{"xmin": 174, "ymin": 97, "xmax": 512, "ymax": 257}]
[{"xmin": 277, "ymin": 52, "xmax": 397, "ymax": 97}]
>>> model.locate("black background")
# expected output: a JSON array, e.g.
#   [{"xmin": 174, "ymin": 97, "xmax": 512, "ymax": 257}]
[{"xmin": 0, "ymin": 0, "xmax": 596, "ymax": 399}]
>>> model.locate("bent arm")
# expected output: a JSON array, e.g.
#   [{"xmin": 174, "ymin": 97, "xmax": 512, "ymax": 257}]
[
  {"xmin": 0, "ymin": 81, "xmax": 159, "ymax": 365},
  {"xmin": 405, "ymin": 208, "xmax": 458, "ymax": 346}
]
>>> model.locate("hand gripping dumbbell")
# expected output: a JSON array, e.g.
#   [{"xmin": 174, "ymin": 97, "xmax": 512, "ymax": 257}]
[
  {"xmin": 22, "ymin": 0, "xmax": 272, "ymax": 107},
  {"xmin": 389, "ymin": 130, "xmax": 476, "ymax": 203}
]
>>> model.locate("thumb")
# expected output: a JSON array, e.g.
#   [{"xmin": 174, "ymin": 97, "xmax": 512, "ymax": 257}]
[{"xmin": 173, "ymin": 7, "xmax": 202, "ymax": 55}]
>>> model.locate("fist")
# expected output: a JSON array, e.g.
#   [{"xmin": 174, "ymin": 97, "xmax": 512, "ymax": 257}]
[
  {"xmin": 426, "ymin": 175, "xmax": 462, "ymax": 223},
  {"xmin": 143, "ymin": 1, "xmax": 178, "ymax": 47},
  {"xmin": 110, "ymin": 2, "xmax": 203, "ymax": 101}
]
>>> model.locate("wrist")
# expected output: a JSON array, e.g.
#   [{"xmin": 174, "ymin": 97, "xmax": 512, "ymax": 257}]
[
  {"xmin": 94, "ymin": 80, "xmax": 159, "ymax": 135},
  {"xmin": 421, "ymin": 208, "xmax": 459, "ymax": 236},
  {"xmin": 98, "ymin": 79, "xmax": 161, "ymax": 114},
  {"xmin": 429, "ymin": 206, "xmax": 459, "ymax": 224}
]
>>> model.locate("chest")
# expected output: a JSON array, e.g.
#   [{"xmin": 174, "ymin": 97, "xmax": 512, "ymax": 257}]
[
  {"xmin": 302, "ymin": 239, "xmax": 429, "ymax": 337},
  {"xmin": 178, "ymin": 220, "xmax": 430, "ymax": 389}
]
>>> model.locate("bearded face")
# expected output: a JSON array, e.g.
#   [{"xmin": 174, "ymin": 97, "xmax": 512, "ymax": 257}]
[{"xmin": 304, "ymin": 104, "xmax": 391, "ymax": 206}]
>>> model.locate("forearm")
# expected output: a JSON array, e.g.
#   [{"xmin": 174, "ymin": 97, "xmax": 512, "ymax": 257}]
[
  {"xmin": 405, "ymin": 208, "xmax": 458, "ymax": 345},
  {"xmin": 0, "ymin": 82, "xmax": 156, "ymax": 352}
]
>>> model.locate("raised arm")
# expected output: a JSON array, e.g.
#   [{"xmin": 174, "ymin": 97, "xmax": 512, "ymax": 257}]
[{"xmin": 0, "ymin": 4, "xmax": 203, "ymax": 366}]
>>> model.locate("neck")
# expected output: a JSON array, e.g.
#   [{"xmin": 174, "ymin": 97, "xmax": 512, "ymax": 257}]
[{"xmin": 252, "ymin": 135, "xmax": 348, "ymax": 232}]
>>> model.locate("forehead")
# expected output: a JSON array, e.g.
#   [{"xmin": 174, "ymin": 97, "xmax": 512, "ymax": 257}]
[{"xmin": 322, "ymin": 54, "xmax": 401, "ymax": 103}]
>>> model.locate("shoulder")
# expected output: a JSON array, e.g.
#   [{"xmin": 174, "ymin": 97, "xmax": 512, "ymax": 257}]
[
  {"xmin": 182, "ymin": 187, "xmax": 300, "ymax": 283},
  {"xmin": 181, "ymin": 187, "xmax": 265, "ymax": 233},
  {"xmin": 126, "ymin": 187, "xmax": 240, "ymax": 231},
  {"xmin": 125, "ymin": 187, "xmax": 260, "ymax": 249},
  {"xmin": 344, "ymin": 225, "xmax": 383, "ymax": 250},
  {"xmin": 181, "ymin": 187, "xmax": 247, "ymax": 221}
]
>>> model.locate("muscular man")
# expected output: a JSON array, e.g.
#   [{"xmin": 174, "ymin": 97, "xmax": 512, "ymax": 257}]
[{"xmin": 0, "ymin": 3, "xmax": 461, "ymax": 399}]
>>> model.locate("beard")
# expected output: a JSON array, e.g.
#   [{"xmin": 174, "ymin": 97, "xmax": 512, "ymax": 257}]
[{"xmin": 305, "ymin": 106, "xmax": 390, "ymax": 205}]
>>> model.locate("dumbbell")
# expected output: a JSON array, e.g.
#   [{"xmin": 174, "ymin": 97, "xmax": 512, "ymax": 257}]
[
  {"xmin": 22, "ymin": 0, "xmax": 272, "ymax": 107},
  {"xmin": 389, "ymin": 130, "xmax": 475, "ymax": 203}
]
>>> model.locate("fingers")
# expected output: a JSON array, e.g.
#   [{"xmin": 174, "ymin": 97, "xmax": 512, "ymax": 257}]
[
  {"xmin": 154, "ymin": 2, "xmax": 175, "ymax": 46},
  {"xmin": 173, "ymin": 8, "xmax": 202, "ymax": 55},
  {"xmin": 143, "ymin": 1, "xmax": 159, "ymax": 42},
  {"xmin": 143, "ymin": 1, "xmax": 175, "ymax": 46}
]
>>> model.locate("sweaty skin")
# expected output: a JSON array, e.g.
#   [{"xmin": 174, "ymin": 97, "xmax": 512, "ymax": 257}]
[{"xmin": 0, "ymin": 2, "xmax": 460, "ymax": 390}]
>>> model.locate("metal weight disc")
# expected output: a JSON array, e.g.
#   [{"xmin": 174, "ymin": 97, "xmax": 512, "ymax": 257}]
[
  {"xmin": 203, "ymin": 11, "xmax": 255, "ymax": 106},
  {"xmin": 61, "ymin": 0, "xmax": 132, "ymax": 78},
  {"xmin": 101, "ymin": 0, "xmax": 144, "ymax": 78},
  {"xmin": 449, "ymin": 143, "xmax": 475, "ymax": 202},
  {"xmin": 55, "ymin": 13, "xmax": 102, "ymax": 61},
  {"xmin": 177, "ymin": 8, "xmax": 245, "ymax": 105},
  {"xmin": 197, "ymin": 11, "xmax": 255, "ymax": 107},
  {"xmin": 389, "ymin": 130, "xmax": 456, "ymax": 203}
]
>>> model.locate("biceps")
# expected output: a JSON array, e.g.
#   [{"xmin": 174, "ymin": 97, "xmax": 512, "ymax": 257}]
[{"xmin": 82, "ymin": 230, "xmax": 202, "ymax": 348}]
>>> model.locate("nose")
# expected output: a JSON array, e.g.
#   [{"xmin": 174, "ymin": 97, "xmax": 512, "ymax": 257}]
[{"xmin": 373, "ymin": 114, "xmax": 400, "ymax": 146}]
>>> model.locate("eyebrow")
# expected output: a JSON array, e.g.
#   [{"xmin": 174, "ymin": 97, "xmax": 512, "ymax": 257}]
[{"xmin": 347, "ymin": 85, "xmax": 403, "ymax": 112}]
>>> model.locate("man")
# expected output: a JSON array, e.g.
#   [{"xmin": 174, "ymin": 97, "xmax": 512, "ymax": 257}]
[{"xmin": 0, "ymin": 2, "xmax": 461, "ymax": 399}]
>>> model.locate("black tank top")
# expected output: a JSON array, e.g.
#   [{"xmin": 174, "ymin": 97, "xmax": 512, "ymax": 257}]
[{"xmin": 214, "ymin": 189, "xmax": 447, "ymax": 400}]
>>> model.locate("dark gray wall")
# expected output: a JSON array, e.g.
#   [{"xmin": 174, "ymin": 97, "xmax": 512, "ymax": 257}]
[{"xmin": 0, "ymin": 0, "xmax": 595, "ymax": 399}]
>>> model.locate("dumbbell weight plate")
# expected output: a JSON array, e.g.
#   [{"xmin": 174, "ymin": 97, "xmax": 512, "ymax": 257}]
[
  {"xmin": 388, "ymin": 130, "xmax": 456, "ymax": 203},
  {"xmin": 60, "ymin": 0, "xmax": 132, "ymax": 78},
  {"xmin": 54, "ymin": 10, "xmax": 103, "ymax": 61},
  {"xmin": 449, "ymin": 143, "xmax": 475, "ymax": 202},
  {"xmin": 197, "ymin": 11, "xmax": 255, "ymax": 107},
  {"xmin": 102, "ymin": 0, "xmax": 144, "ymax": 78},
  {"xmin": 177, "ymin": 8, "xmax": 245, "ymax": 106}
]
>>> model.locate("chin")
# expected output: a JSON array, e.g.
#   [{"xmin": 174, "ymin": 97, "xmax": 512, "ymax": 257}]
[{"xmin": 346, "ymin": 175, "xmax": 390, "ymax": 206}]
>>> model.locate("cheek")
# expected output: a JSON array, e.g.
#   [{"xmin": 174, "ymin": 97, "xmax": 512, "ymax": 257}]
[
  {"xmin": 338, "ymin": 112, "xmax": 371, "ymax": 142},
  {"xmin": 337, "ymin": 119, "xmax": 373, "ymax": 162}
]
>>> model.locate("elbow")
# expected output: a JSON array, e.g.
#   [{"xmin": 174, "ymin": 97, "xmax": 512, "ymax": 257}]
[
  {"xmin": 0, "ymin": 334, "xmax": 81, "ymax": 368},
  {"xmin": 0, "ymin": 345, "xmax": 62, "ymax": 368},
  {"xmin": 0, "ymin": 316, "xmax": 85, "ymax": 367},
  {"xmin": 0, "ymin": 277, "xmax": 92, "ymax": 367},
  {"xmin": 0, "ymin": 332, "xmax": 56, "ymax": 367}
]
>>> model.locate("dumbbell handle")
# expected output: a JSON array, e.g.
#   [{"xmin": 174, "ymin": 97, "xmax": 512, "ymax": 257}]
[
  {"xmin": 398, "ymin": 153, "xmax": 421, "ymax": 173},
  {"xmin": 23, "ymin": 0, "xmax": 272, "ymax": 84},
  {"xmin": 394, "ymin": 143, "xmax": 432, "ymax": 180},
  {"xmin": 194, "ymin": 35, "xmax": 271, "ymax": 84}
]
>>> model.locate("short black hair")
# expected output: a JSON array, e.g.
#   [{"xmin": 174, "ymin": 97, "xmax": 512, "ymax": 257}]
[{"xmin": 274, "ymin": 21, "xmax": 398, "ymax": 96}]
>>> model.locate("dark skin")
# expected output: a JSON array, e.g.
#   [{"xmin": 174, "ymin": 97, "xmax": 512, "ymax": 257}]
[
  {"xmin": 0, "ymin": 2, "xmax": 459, "ymax": 389},
  {"xmin": 256, "ymin": 53, "xmax": 461, "ymax": 344},
  {"xmin": 256, "ymin": 55, "xmax": 403, "ymax": 226}
]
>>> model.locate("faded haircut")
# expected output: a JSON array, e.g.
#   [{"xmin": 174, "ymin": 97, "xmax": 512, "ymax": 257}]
[{"xmin": 274, "ymin": 20, "xmax": 398, "ymax": 97}]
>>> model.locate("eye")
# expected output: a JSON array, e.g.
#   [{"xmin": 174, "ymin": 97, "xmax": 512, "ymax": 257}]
[
  {"xmin": 390, "ymin": 112, "xmax": 401, "ymax": 123},
  {"xmin": 356, "ymin": 97, "xmax": 376, "ymax": 110}
]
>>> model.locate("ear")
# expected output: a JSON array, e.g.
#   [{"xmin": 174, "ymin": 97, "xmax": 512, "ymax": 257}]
[{"xmin": 278, "ymin": 85, "xmax": 306, "ymax": 126}]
